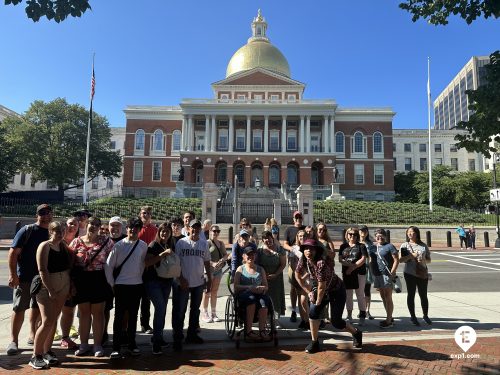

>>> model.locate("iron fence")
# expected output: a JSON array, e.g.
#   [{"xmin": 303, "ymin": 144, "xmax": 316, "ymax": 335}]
[
  {"xmin": 281, "ymin": 202, "xmax": 298, "ymax": 224},
  {"xmin": 240, "ymin": 202, "xmax": 274, "ymax": 225},
  {"xmin": 216, "ymin": 202, "xmax": 234, "ymax": 224}
]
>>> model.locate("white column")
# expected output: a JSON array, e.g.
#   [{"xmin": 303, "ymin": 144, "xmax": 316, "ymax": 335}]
[
  {"xmin": 205, "ymin": 115, "xmax": 210, "ymax": 152},
  {"xmin": 246, "ymin": 115, "xmax": 251, "ymax": 152},
  {"xmin": 330, "ymin": 117, "xmax": 335, "ymax": 153},
  {"xmin": 181, "ymin": 116, "xmax": 187, "ymax": 151},
  {"xmin": 299, "ymin": 115, "xmax": 305, "ymax": 153},
  {"xmin": 211, "ymin": 116, "xmax": 216, "ymax": 152},
  {"xmin": 281, "ymin": 115, "xmax": 287, "ymax": 152},
  {"xmin": 187, "ymin": 115, "xmax": 193, "ymax": 151},
  {"xmin": 264, "ymin": 115, "xmax": 269, "ymax": 153},
  {"xmin": 306, "ymin": 116, "xmax": 311, "ymax": 153},
  {"xmin": 228, "ymin": 115, "xmax": 234, "ymax": 152},
  {"xmin": 323, "ymin": 116, "xmax": 328, "ymax": 153}
]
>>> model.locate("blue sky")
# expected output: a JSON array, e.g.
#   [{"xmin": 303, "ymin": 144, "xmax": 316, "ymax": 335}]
[{"xmin": 0, "ymin": 0, "xmax": 498, "ymax": 128}]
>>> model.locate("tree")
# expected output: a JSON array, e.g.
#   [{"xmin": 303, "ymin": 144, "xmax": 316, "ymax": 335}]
[
  {"xmin": 2, "ymin": 98, "xmax": 122, "ymax": 192},
  {"xmin": 454, "ymin": 51, "xmax": 500, "ymax": 158},
  {"xmin": 399, "ymin": 0, "xmax": 500, "ymax": 25},
  {"xmin": 0, "ymin": 124, "xmax": 17, "ymax": 192},
  {"xmin": 5, "ymin": 0, "xmax": 91, "ymax": 22},
  {"xmin": 394, "ymin": 171, "xmax": 419, "ymax": 202}
]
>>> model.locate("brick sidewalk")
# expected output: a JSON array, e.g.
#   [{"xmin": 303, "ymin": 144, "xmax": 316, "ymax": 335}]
[{"xmin": 1, "ymin": 336, "xmax": 498, "ymax": 374}]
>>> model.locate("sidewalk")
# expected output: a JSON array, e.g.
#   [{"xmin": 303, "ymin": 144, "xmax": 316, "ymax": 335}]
[{"xmin": 1, "ymin": 292, "xmax": 499, "ymax": 373}]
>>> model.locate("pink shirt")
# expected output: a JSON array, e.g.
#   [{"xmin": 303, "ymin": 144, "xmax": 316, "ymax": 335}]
[{"xmin": 70, "ymin": 236, "xmax": 114, "ymax": 271}]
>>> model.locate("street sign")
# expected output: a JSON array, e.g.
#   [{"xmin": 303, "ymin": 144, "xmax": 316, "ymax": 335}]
[{"xmin": 491, "ymin": 189, "xmax": 500, "ymax": 202}]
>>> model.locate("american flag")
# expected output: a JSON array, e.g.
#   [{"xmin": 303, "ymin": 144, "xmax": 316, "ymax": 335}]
[{"xmin": 90, "ymin": 66, "xmax": 95, "ymax": 101}]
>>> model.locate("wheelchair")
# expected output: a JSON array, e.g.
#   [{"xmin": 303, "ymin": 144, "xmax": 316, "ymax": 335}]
[{"xmin": 224, "ymin": 271, "xmax": 278, "ymax": 348}]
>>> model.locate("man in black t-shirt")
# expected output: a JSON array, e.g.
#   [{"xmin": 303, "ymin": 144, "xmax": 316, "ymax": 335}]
[{"xmin": 7, "ymin": 204, "xmax": 52, "ymax": 355}]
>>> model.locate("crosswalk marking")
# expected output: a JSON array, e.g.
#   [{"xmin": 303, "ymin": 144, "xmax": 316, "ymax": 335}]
[{"xmin": 445, "ymin": 259, "xmax": 500, "ymax": 271}]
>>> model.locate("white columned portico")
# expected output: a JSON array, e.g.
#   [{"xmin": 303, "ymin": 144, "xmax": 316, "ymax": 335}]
[
  {"xmin": 246, "ymin": 115, "xmax": 251, "ymax": 152},
  {"xmin": 330, "ymin": 117, "xmax": 335, "ymax": 153},
  {"xmin": 306, "ymin": 116, "xmax": 311, "ymax": 153},
  {"xmin": 205, "ymin": 115, "xmax": 210, "ymax": 152},
  {"xmin": 299, "ymin": 115, "xmax": 305, "ymax": 152},
  {"xmin": 264, "ymin": 115, "xmax": 269, "ymax": 153},
  {"xmin": 323, "ymin": 115, "xmax": 328, "ymax": 153},
  {"xmin": 181, "ymin": 116, "xmax": 187, "ymax": 151},
  {"xmin": 187, "ymin": 115, "xmax": 193, "ymax": 151},
  {"xmin": 281, "ymin": 115, "xmax": 287, "ymax": 152},
  {"xmin": 229, "ymin": 115, "xmax": 234, "ymax": 152},
  {"xmin": 211, "ymin": 116, "xmax": 216, "ymax": 152}
]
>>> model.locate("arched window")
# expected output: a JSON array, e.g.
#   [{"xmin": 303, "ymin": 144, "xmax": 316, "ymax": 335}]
[
  {"xmin": 234, "ymin": 164, "xmax": 245, "ymax": 187},
  {"xmin": 269, "ymin": 164, "xmax": 280, "ymax": 186},
  {"xmin": 216, "ymin": 162, "xmax": 227, "ymax": 184},
  {"xmin": 153, "ymin": 129, "xmax": 164, "ymax": 151},
  {"xmin": 373, "ymin": 132, "xmax": 383, "ymax": 154},
  {"xmin": 172, "ymin": 130, "xmax": 181, "ymax": 152},
  {"xmin": 352, "ymin": 131, "xmax": 366, "ymax": 154},
  {"xmin": 287, "ymin": 164, "xmax": 298, "ymax": 185},
  {"xmin": 335, "ymin": 132, "xmax": 344, "ymax": 153},
  {"xmin": 135, "ymin": 129, "xmax": 145, "ymax": 152}
]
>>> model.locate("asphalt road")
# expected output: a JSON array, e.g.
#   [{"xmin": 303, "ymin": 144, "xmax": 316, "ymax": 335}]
[{"xmin": 1, "ymin": 249, "xmax": 499, "ymax": 302}]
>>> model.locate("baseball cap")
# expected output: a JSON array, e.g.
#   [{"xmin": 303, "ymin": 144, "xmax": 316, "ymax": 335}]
[
  {"xmin": 109, "ymin": 216, "xmax": 122, "ymax": 225},
  {"xmin": 242, "ymin": 246, "xmax": 256, "ymax": 255},
  {"xmin": 36, "ymin": 204, "xmax": 52, "ymax": 215},
  {"xmin": 293, "ymin": 210, "xmax": 303, "ymax": 218},
  {"xmin": 239, "ymin": 229, "xmax": 250, "ymax": 237},
  {"xmin": 189, "ymin": 219, "xmax": 202, "ymax": 227}
]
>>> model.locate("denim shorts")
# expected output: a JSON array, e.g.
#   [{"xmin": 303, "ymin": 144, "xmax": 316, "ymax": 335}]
[{"xmin": 373, "ymin": 274, "xmax": 393, "ymax": 289}]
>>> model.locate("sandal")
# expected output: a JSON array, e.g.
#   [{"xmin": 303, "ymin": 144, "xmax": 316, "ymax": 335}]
[
  {"xmin": 260, "ymin": 330, "xmax": 271, "ymax": 341},
  {"xmin": 246, "ymin": 331, "xmax": 261, "ymax": 341}
]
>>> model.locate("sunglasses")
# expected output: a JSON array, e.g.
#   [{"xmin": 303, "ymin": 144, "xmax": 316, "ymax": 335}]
[
  {"xmin": 38, "ymin": 209, "xmax": 52, "ymax": 216},
  {"xmin": 212, "ymin": 230, "xmax": 220, "ymax": 233},
  {"xmin": 347, "ymin": 232, "xmax": 358, "ymax": 236}
]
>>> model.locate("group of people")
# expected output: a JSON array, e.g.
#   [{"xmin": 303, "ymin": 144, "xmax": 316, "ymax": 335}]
[
  {"xmin": 6, "ymin": 204, "xmax": 433, "ymax": 368},
  {"xmin": 456, "ymin": 224, "xmax": 477, "ymax": 250},
  {"xmin": 7, "ymin": 204, "xmax": 221, "ymax": 369}
]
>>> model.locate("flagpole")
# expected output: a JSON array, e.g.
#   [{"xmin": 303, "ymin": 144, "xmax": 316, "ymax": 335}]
[
  {"xmin": 427, "ymin": 57, "xmax": 433, "ymax": 211},
  {"xmin": 83, "ymin": 53, "xmax": 95, "ymax": 204}
]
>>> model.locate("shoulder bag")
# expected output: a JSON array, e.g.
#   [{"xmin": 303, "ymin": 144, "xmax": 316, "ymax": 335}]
[
  {"xmin": 376, "ymin": 245, "xmax": 402, "ymax": 293},
  {"xmin": 155, "ymin": 248, "xmax": 182, "ymax": 279},
  {"xmin": 113, "ymin": 240, "xmax": 140, "ymax": 280},
  {"xmin": 407, "ymin": 243, "xmax": 429, "ymax": 280}
]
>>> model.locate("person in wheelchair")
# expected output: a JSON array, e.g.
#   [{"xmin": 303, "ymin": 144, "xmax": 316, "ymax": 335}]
[
  {"xmin": 230, "ymin": 230, "xmax": 257, "ymax": 281},
  {"xmin": 234, "ymin": 246, "xmax": 272, "ymax": 341},
  {"xmin": 296, "ymin": 239, "xmax": 363, "ymax": 354}
]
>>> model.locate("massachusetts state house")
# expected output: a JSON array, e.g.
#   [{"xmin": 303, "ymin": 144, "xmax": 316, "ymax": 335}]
[{"xmin": 123, "ymin": 10, "xmax": 395, "ymax": 202}]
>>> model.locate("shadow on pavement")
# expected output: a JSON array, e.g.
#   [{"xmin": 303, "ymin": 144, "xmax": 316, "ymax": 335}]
[{"xmin": 0, "ymin": 286, "xmax": 12, "ymax": 304}]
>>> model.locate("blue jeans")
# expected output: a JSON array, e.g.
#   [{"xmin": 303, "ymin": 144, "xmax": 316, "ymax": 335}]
[
  {"xmin": 172, "ymin": 281, "xmax": 204, "ymax": 342},
  {"xmin": 145, "ymin": 278, "xmax": 173, "ymax": 344}
]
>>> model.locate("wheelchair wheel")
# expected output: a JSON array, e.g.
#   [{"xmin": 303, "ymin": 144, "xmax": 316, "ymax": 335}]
[{"xmin": 225, "ymin": 296, "xmax": 237, "ymax": 339}]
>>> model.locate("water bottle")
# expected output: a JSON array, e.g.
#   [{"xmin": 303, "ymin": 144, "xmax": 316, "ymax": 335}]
[
  {"xmin": 259, "ymin": 298, "xmax": 266, "ymax": 308},
  {"xmin": 393, "ymin": 276, "xmax": 402, "ymax": 293}
]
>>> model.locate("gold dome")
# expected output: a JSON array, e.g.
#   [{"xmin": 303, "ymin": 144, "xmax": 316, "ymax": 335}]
[
  {"xmin": 226, "ymin": 40, "xmax": 290, "ymax": 78},
  {"xmin": 226, "ymin": 10, "xmax": 290, "ymax": 78}
]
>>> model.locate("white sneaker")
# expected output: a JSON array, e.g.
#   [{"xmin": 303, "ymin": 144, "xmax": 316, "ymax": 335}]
[
  {"xmin": 201, "ymin": 311, "xmax": 213, "ymax": 323},
  {"xmin": 211, "ymin": 314, "xmax": 222, "ymax": 322}
]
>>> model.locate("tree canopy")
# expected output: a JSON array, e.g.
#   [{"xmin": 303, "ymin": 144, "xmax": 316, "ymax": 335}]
[
  {"xmin": 0, "ymin": 124, "xmax": 17, "ymax": 192},
  {"xmin": 5, "ymin": 0, "xmax": 91, "ymax": 22},
  {"xmin": 399, "ymin": 0, "xmax": 500, "ymax": 25},
  {"xmin": 1, "ymin": 98, "xmax": 122, "ymax": 191},
  {"xmin": 454, "ymin": 51, "xmax": 500, "ymax": 158}
]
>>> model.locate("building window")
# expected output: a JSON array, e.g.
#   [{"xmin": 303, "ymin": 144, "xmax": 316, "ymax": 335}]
[
  {"xmin": 269, "ymin": 130, "xmax": 280, "ymax": 151},
  {"xmin": 310, "ymin": 133, "xmax": 320, "ymax": 152},
  {"xmin": 106, "ymin": 177, "xmax": 113, "ymax": 189},
  {"xmin": 451, "ymin": 158, "xmax": 458, "ymax": 170},
  {"xmin": 220, "ymin": 94, "xmax": 229, "ymax": 102},
  {"xmin": 354, "ymin": 164, "xmax": 364, "ymax": 185},
  {"xmin": 435, "ymin": 144, "xmax": 442, "ymax": 152},
  {"xmin": 375, "ymin": 193, "xmax": 385, "ymax": 202},
  {"xmin": 254, "ymin": 94, "xmax": 263, "ymax": 103},
  {"xmin": 110, "ymin": 141, "xmax": 116, "ymax": 149},
  {"xmin": 235, "ymin": 164, "xmax": 245, "ymax": 185},
  {"xmin": 134, "ymin": 129, "xmax": 145, "ymax": 153},
  {"xmin": 374, "ymin": 164, "xmax": 384, "ymax": 185},
  {"xmin": 287, "ymin": 164, "xmax": 298, "ymax": 184},
  {"xmin": 91, "ymin": 178, "xmax": 99, "ymax": 189},
  {"xmin": 235, "ymin": 129, "xmax": 246, "ymax": 150},
  {"xmin": 435, "ymin": 158, "xmax": 443, "ymax": 165},
  {"xmin": 335, "ymin": 132, "xmax": 344, "ymax": 153},
  {"xmin": 355, "ymin": 192, "xmax": 364, "ymax": 201},
  {"xmin": 419, "ymin": 143, "xmax": 426, "ymax": 152},
  {"xmin": 133, "ymin": 161, "xmax": 143, "ymax": 181},
  {"xmin": 393, "ymin": 143, "xmax": 396, "ymax": 152},
  {"xmin": 171, "ymin": 162, "xmax": 180, "ymax": 182},
  {"xmin": 218, "ymin": 129, "xmax": 228, "ymax": 151},
  {"xmin": 336, "ymin": 164, "xmax": 345, "ymax": 184},
  {"xmin": 269, "ymin": 165, "xmax": 280, "ymax": 185},
  {"xmin": 216, "ymin": 162, "xmax": 227, "ymax": 183},
  {"xmin": 195, "ymin": 132, "xmax": 205, "ymax": 151},
  {"xmin": 404, "ymin": 157, "xmax": 412, "ymax": 171},
  {"xmin": 152, "ymin": 129, "xmax": 164, "ymax": 152},
  {"xmin": 253, "ymin": 130, "xmax": 262, "ymax": 150},
  {"xmin": 450, "ymin": 144, "xmax": 458, "ymax": 152},
  {"xmin": 30, "ymin": 178, "xmax": 35, "ymax": 187},
  {"xmin": 270, "ymin": 94, "xmax": 279, "ymax": 102},
  {"xmin": 468, "ymin": 159, "xmax": 476, "ymax": 171},
  {"xmin": 352, "ymin": 132, "xmax": 366, "ymax": 154},
  {"xmin": 237, "ymin": 94, "xmax": 246, "ymax": 102},
  {"xmin": 373, "ymin": 132, "xmax": 383, "ymax": 154},
  {"xmin": 172, "ymin": 130, "xmax": 181, "ymax": 152},
  {"xmin": 152, "ymin": 161, "xmax": 162, "ymax": 181},
  {"xmin": 20, "ymin": 173, "xmax": 26, "ymax": 186},
  {"xmin": 287, "ymin": 130, "xmax": 297, "ymax": 151},
  {"xmin": 404, "ymin": 143, "xmax": 411, "ymax": 152},
  {"xmin": 393, "ymin": 158, "xmax": 397, "ymax": 170},
  {"xmin": 287, "ymin": 94, "xmax": 296, "ymax": 102},
  {"xmin": 420, "ymin": 158, "xmax": 427, "ymax": 171}
]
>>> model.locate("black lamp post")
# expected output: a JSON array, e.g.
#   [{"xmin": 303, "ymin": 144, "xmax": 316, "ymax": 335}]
[{"xmin": 493, "ymin": 153, "xmax": 500, "ymax": 249}]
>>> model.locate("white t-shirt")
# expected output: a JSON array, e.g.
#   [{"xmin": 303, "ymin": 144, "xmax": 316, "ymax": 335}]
[
  {"xmin": 105, "ymin": 238, "xmax": 148, "ymax": 287},
  {"xmin": 175, "ymin": 236, "xmax": 210, "ymax": 288}
]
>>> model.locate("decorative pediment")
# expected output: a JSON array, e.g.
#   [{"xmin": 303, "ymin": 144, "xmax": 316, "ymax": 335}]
[{"xmin": 212, "ymin": 68, "xmax": 304, "ymax": 87}]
